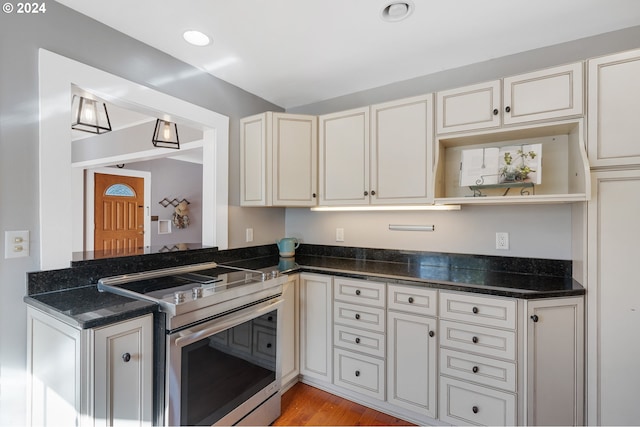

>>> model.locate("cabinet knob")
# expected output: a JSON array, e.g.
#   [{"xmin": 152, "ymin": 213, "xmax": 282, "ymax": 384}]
[
  {"xmin": 356, "ymin": 289, "xmax": 361, "ymax": 296},
  {"xmin": 505, "ymin": 106, "xmax": 511, "ymax": 113},
  {"xmin": 408, "ymin": 297, "xmax": 414, "ymax": 303},
  {"xmin": 355, "ymin": 313, "xmax": 361, "ymax": 320},
  {"xmin": 122, "ymin": 353, "xmax": 131, "ymax": 363},
  {"xmin": 429, "ymin": 330, "xmax": 435, "ymax": 338},
  {"xmin": 364, "ymin": 191, "xmax": 368, "ymax": 196},
  {"xmin": 355, "ymin": 337, "xmax": 361, "ymax": 344},
  {"xmin": 355, "ymin": 370, "xmax": 361, "ymax": 377},
  {"xmin": 371, "ymin": 190, "xmax": 376, "ymax": 196},
  {"xmin": 472, "ymin": 406, "xmax": 479, "ymax": 414},
  {"xmin": 472, "ymin": 336, "xmax": 479, "ymax": 344},
  {"xmin": 472, "ymin": 306, "xmax": 479, "ymax": 314},
  {"xmin": 312, "ymin": 193, "xmax": 317, "ymax": 198},
  {"xmin": 267, "ymin": 343, "xmax": 272, "ymax": 348},
  {"xmin": 472, "ymin": 366, "xmax": 479, "ymax": 373},
  {"xmin": 531, "ymin": 314, "xmax": 539, "ymax": 322},
  {"xmin": 493, "ymin": 108, "xmax": 499, "ymax": 115},
  {"xmin": 268, "ymin": 316, "xmax": 273, "ymax": 321}
]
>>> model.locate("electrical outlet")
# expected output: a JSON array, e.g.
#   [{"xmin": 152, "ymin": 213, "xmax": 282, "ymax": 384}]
[
  {"xmin": 5, "ymin": 230, "xmax": 29, "ymax": 259},
  {"xmin": 496, "ymin": 232, "xmax": 509, "ymax": 250},
  {"xmin": 336, "ymin": 228, "xmax": 344, "ymax": 242},
  {"xmin": 245, "ymin": 228, "xmax": 253, "ymax": 243}
]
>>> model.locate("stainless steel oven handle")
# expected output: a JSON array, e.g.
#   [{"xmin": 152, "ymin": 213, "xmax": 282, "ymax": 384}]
[{"xmin": 173, "ymin": 298, "xmax": 283, "ymax": 348}]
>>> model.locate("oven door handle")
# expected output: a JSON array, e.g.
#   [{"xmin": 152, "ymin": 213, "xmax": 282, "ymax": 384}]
[{"xmin": 173, "ymin": 298, "xmax": 283, "ymax": 348}]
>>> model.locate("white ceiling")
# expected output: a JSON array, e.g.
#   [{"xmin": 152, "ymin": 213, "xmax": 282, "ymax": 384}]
[{"xmin": 57, "ymin": 0, "xmax": 640, "ymax": 109}]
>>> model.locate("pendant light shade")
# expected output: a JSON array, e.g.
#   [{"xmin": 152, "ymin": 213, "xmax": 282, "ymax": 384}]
[
  {"xmin": 152, "ymin": 119, "xmax": 180, "ymax": 149},
  {"xmin": 71, "ymin": 95, "xmax": 112, "ymax": 134}
]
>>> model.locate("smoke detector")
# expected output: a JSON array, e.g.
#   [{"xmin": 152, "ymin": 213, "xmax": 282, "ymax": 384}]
[{"xmin": 380, "ymin": 1, "xmax": 414, "ymax": 22}]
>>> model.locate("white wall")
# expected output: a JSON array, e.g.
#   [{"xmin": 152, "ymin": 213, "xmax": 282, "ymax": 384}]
[{"xmin": 286, "ymin": 204, "xmax": 571, "ymax": 259}]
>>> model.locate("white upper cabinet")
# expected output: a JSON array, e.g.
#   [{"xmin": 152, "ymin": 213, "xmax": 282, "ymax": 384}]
[
  {"xmin": 436, "ymin": 80, "xmax": 502, "ymax": 134},
  {"xmin": 503, "ymin": 62, "xmax": 583, "ymax": 125},
  {"xmin": 319, "ymin": 95, "xmax": 434, "ymax": 206},
  {"xmin": 370, "ymin": 94, "xmax": 434, "ymax": 205},
  {"xmin": 437, "ymin": 62, "xmax": 583, "ymax": 134},
  {"xmin": 587, "ymin": 48, "xmax": 640, "ymax": 168},
  {"xmin": 240, "ymin": 112, "xmax": 318, "ymax": 207},
  {"xmin": 319, "ymin": 107, "xmax": 370, "ymax": 205}
]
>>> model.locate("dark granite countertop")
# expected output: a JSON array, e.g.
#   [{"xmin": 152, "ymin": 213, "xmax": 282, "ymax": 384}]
[
  {"xmin": 288, "ymin": 255, "xmax": 584, "ymax": 299},
  {"xmin": 24, "ymin": 244, "xmax": 584, "ymax": 330},
  {"xmin": 24, "ymin": 286, "xmax": 157, "ymax": 329}
]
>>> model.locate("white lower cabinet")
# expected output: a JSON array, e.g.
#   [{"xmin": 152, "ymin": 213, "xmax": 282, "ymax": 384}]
[
  {"xmin": 387, "ymin": 309, "xmax": 438, "ymax": 418},
  {"xmin": 525, "ymin": 297, "xmax": 584, "ymax": 426},
  {"xmin": 332, "ymin": 278, "xmax": 387, "ymax": 401},
  {"xmin": 299, "ymin": 273, "xmax": 333, "ymax": 382},
  {"xmin": 93, "ymin": 315, "xmax": 153, "ymax": 427},
  {"xmin": 27, "ymin": 307, "xmax": 153, "ymax": 427},
  {"xmin": 281, "ymin": 274, "xmax": 300, "ymax": 389},
  {"xmin": 296, "ymin": 276, "xmax": 584, "ymax": 426},
  {"xmin": 386, "ymin": 285, "xmax": 438, "ymax": 418}
]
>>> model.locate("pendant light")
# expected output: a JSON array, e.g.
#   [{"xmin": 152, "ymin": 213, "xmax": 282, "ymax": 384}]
[
  {"xmin": 71, "ymin": 95, "xmax": 112, "ymax": 134},
  {"xmin": 152, "ymin": 119, "xmax": 180, "ymax": 149}
]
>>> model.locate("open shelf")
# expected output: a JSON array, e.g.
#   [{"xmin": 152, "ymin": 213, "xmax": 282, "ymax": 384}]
[{"xmin": 434, "ymin": 119, "xmax": 590, "ymax": 205}]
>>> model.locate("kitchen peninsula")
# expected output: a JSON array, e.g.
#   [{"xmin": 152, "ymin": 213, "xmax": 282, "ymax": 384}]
[{"xmin": 25, "ymin": 244, "xmax": 583, "ymax": 426}]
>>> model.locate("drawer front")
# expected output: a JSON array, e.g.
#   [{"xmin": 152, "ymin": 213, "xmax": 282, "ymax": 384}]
[
  {"xmin": 333, "ymin": 278, "xmax": 385, "ymax": 307},
  {"xmin": 334, "ymin": 301, "xmax": 385, "ymax": 333},
  {"xmin": 252, "ymin": 325, "xmax": 276, "ymax": 361},
  {"xmin": 440, "ymin": 292, "xmax": 516, "ymax": 329},
  {"xmin": 440, "ymin": 320, "xmax": 516, "ymax": 360},
  {"xmin": 334, "ymin": 348, "xmax": 385, "ymax": 400},
  {"xmin": 334, "ymin": 324, "xmax": 385, "ymax": 358},
  {"xmin": 440, "ymin": 348, "xmax": 516, "ymax": 392},
  {"xmin": 439, "ymin": 376, "xmax": 516, "ymax": 426},
  {"xmin": 387, "ymin": 284, "xmax": 437, "ymax": 316}
]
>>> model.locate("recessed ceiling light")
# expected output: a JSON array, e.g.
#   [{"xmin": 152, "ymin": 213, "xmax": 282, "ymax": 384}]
[
  {"xmin": 183, "ymin": 30, "xmax": 211, "ymax": 46},
  {"xmin": 380, "ymin": 1, "xmax": 414, "ymax": 22}
]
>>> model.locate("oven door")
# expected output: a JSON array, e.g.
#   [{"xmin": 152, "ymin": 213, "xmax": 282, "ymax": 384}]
[{"xmin": 167, "ymin": 297, "xmax": 282, "ymax": 426}]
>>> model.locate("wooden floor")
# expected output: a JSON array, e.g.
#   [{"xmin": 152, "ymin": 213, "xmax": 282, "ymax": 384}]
[{"xmin": 273, "ymin": 383, "xmax": 415, "ymax": 426}]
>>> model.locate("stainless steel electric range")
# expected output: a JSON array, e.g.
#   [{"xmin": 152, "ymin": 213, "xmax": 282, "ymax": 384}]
[{"xmin": 98, "ymin": 262, "xmax": 287, "ymax": 426}]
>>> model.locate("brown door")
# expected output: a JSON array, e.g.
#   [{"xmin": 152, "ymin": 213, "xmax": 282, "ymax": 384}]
[{"xmin": 94, "ymin": 173, "xmax": 145, "ymax": 254}]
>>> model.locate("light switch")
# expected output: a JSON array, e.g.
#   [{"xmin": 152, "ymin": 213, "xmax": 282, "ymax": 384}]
[{"xmin": 5, "ymin": 230, "xmax": 29, "ymax": 259}]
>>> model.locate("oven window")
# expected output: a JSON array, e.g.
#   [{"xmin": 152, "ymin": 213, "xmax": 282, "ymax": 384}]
[{"xmin": 180, "ymin": 309, "xmax": 277, "ymax": 426}]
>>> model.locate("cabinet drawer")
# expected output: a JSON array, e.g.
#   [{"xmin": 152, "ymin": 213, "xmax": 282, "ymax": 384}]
[
  {"xmin": 440, "ymin": 348, "xmax": 516, "ymax": 392},
  {"xmin": 440, "ymin": 292, "xmax": 516, "ymax": 329},
  {"xmin": 440, "ymin": 320, "xmax": 516, "ymax": 361},
  {"xmin": 334, "ymin": 301, "xmax": 385, "ymax": 333},
  {"xmin": 334, "ymin": 324, "xmax": 385, "ymax": 358},
  {"xmin": 334, "ymin": 348, "xmax": 385, "ymax": 400},
  {"xmin": 333, "ymin": 278, "xmax": 385, "ymax": 307},
  {"xmin": 439, "ymin": 376, "xmax": 516, "ymax": 426},
  {"xmin": 387, "ymin": 284, "xmax": 437, "ymax": 316},
  {"xmin": 252, "ymin": 325, "xmax": 276, "ymax": 361}
]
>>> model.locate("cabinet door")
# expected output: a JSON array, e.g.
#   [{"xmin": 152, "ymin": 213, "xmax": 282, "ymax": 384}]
[
  {"xmin": 503, "ymin": 62, "xmax": 583, "ymax": 125},
  {"xmin": 370, "ymin": 94, "xmax": 434, "ymax": 204},
  {"xmin": 587, "ymin": 170, "xmax": 640, "ymax": 425},
  {"xmin": 319, "ymin": 107, "xmax": 370, "ymax": 205},
  {"xmin": 525, "ymin": 298, "xmax": 584, "ymax": 426},
  {"xmin": 281, "ymin": 275, "xmax": 300, "ymax": 388},
  {"xmin": 272, "ymin": 113, "xmax": 318, "ymax": 206},
  {"xmin": 387, "ymin": 311, "xmax": 437, "ymax": 418},
  {"xmin": 588, "ymin": 48, "xmax": 640, "ymax": 167},
  {"xmin": 240, "ymin": 113, "xmax": 269, "ymax": 206},
  {"xmin": 436, "ymin": 80, "xmax": 501, "ymax": 134},
  {"xmin": 93, "ymin": 314, "xmax": 153, "ymax": 427},
  {"xmin": 27, "ymin": 307, "xmax": 83, "ymax": 427},
  {"xmin": 299, "ymin": 273, "xmax": 332, "ymax": 382}
]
